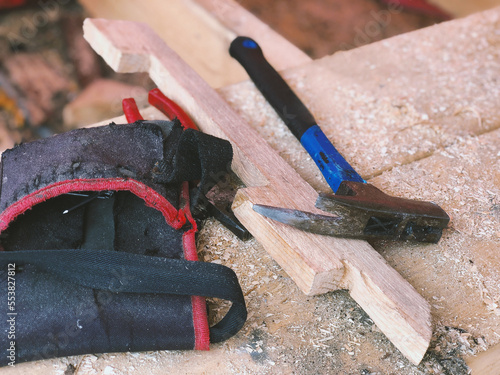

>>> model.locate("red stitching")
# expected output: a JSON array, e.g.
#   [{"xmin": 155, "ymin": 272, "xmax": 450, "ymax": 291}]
[
  {"xmin": 0, "ymin": 178, "xmax": 186, "ymax": 233},
  {"xmin": 180, "ymin": 181, "xmax": 210, "ymax": 350}
]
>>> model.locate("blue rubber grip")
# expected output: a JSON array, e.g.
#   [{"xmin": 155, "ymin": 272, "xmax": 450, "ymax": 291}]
[
  {"xmin": 230, "ymin": 36, "xmax": 365, "ymax": 193},
  {"xmin": 301, "ymin": 125, "xmax": 365, "ymax": 193}
]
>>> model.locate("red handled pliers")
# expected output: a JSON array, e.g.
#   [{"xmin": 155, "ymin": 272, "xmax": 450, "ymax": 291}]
[
  {"xmin": 122, "ymin": 88, "xmax": 250, "ymax": 240},
  {"xmin": 122, "ymin": 88, "xmax": 197, "ymax": 130}
]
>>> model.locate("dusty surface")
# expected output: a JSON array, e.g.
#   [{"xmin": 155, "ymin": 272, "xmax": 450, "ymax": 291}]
[
  {"xmin": 371, "ymin": 131, "xmax": 500, "ymax": 342},
  {"xmin": 221, "ymin": 9, "xmax": 500, "ymax": 186},
  {"xmin": 0, "ymin": 0, "xmax": 443, "ymax": 144},
  {"xmin": 216, "ymin": 8, "xmax": 500, "ymax": 374},
  {"xmin": 1, "ymin": 2, "xmax": 499, "ymax": 375}
]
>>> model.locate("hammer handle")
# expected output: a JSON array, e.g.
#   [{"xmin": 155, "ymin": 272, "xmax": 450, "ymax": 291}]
[
  {"xmin": 229, "ymin": 36, "xmax": 316, "ymax": 140},
  {"xmin": 230, "ymin": 36, "xmax": 364, "ymax": 192}
]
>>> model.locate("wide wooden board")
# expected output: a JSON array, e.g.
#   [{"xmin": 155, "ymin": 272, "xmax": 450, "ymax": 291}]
[{"xmin": 218, "ymin": 7, "xmax": 500, "ymax": 372}]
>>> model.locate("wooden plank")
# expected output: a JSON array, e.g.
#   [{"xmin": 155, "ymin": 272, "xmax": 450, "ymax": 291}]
[
  {"xmin": 467, "ymin": 342, "xmax": 500, "ymax": 375},
  {"xmin": 429, "ymin": 0, "xmax": 500, "ymax": 17},
  {"xmin": 78, "ymin": 0, "xmax": 243, "ymax": 87},
  {"xmin": 370, "ymin": 129, "xmax": 500, "ymax": 367},
  {"xmin": 83, "ymin": 18, "xmax": 432, "ymax": 364},
  {"xmin": 78, "ymin": 0, "xmax": 310, "ymax": 88},
  {"xmin": 216, "ymin": 10, "xmax": 500, "ymax": 186},
  {"xmin": 192, "ymin": 0, "xmax": 311, "ymax": 71},
  {"xmin": 214, "ymin": 7, "xmax": 500, "ymax": 369}
]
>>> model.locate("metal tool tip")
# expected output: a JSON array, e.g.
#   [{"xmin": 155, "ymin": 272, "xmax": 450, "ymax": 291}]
[{"xmin": 252, "ymin": 204, "xmax": 290, "ymax": 221}]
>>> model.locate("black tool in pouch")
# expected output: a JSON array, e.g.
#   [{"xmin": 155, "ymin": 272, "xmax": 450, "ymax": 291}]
[{"xmin": 0, "ymin": 119, "xmax": 247, "ymax": 366}]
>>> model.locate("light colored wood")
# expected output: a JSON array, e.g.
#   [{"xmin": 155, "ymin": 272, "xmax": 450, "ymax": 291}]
[
  {"xmin": 217, "ymin": 7, "xmax": 500, "ymax": 368},
  {"xmin": 62, "ymin": 78, "xmax": 148, "ymax": 128},
  {"xmin": 244, "ymin": 7, "xmax": 500, "ymax": 353},
  {"xmin": 78, "ymin": 0, "xmax": 310, "ymax": 88},
  {"xmin": 79, "ymin": 0, "xmax": 240, "ymax": 88},
  {"xmin": 8, "ymin": 8, "xmax": 499, "ymax": 374},
  {"xmin": 88, "ymin": 105, "xmax": 169, "ymax": 128},
  {"xmin": 467, "ymin": 342, "xmax": 500, "ymax": 375},
  {"xmin": 83, "ymin": 18, "xmax": 432, "ymax": 364},
  {"xmin": 192, "ymin": 0, "xmax": 311, "ymax": 71},
  {"xmin": 429, "ymin": 0, "xmax": 500, "ymax": 17}
]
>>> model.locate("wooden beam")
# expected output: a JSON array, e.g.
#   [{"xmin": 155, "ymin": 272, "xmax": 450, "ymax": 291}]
[
  {"xmin": 78, "ymin": 0, "xmax": 310, "ymax": 88},
  {"xmin": 192, "ymin": 0, "xmax": 311, "ymax": 71},
  {"xmin": 429, "ymin": 0, "xmax": 500, "ymax": 17},
  {"xmin": 467, "ymin": 343, "xmax": 500, "ymax": 375},
  {"xmin": 78, "ymin": 0, "xmax": 243, "ymax": 87},
  {"xmin": 83, "ymin": 18, "xmax": 432, "ymax": 365}
]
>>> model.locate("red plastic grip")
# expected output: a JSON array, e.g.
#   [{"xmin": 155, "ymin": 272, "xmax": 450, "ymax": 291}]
[
  {"xmin": 148, "ymin": 88, "xmax": 197, "ymax": 130},
  {"xmin": 122, "ymin": 98, "xmax": 144, "ymax": 123}
]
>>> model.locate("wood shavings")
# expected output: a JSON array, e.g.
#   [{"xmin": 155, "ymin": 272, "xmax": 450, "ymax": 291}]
[
  {"xmin": 9, "ymin": 6, "xmax": 500, "ymax": 375},
  {"xmin": 370, "ymin": 130, "xmax": 500, "ymax": 369},
  {"xmin": 215, "ymin": 9, "xmax": 500, "ymax": 373}
]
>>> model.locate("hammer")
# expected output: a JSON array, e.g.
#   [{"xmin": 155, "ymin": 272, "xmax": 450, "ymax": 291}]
[{"xmin": 230, "ymin": 37, "xmax": 450, "ymax": 243}]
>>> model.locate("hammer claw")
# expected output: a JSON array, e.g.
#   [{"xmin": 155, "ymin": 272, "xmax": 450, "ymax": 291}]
[{"xmin": 253, "ymin": 181, "xmax": 450, "ymax": 243}]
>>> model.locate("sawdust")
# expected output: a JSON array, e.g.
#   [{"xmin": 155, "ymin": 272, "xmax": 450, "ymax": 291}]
[
  {"xmin": 219, "ymin": 7, "xmax": 500, "ymax": 187},
  {"xmin": 370, "ymin": 131, "xmax": 500, "ymax": 351},
  {"xmin": 193, "ymin": 213, "xmax": 490, "ymax": 375},
  {"xmin": 196, "ymin": 219, "xmax": 433, "ymax": 375},
  {"xmin": 6, "ymin": 213, "xmax": 476, "ymax": 375},
  {"xmin": 3, "ymin": 4, "xmax": 500, "ymax": 375},
  {"xmin": 285, "ymin": 10, "xmax": 500, "ymax": 180},
  {"xmin": 214, "ymin": 9, "xmax": 500, "ymax": 373}
]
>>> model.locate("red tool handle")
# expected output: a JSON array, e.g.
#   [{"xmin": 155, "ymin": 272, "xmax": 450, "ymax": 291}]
[
  {"xmin": 148, "ymin": 88, "xmax": 198, "ymax": 130},
  {"xmin": 122, "ymin": 88, "xmax": 198, "ymax": 131},
  {"xmin": 122, "ymin": 98, "xmax": 144, "ymax": 122}
]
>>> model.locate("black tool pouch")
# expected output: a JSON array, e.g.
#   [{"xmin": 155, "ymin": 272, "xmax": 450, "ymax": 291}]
[{"xmin": 0, "ymin": 120, "xmax": 246, "ymax": 366}]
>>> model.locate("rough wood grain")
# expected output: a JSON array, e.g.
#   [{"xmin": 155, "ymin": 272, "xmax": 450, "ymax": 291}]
[
  {"xmin": 79, "ymin": 0, "xmax": 241, "ymax": 88},
  {"xmin": 83, "ymin": 18, "xmax": 432, "ymax": 364},
  {"xmin": 216, "ymin": 8, "xmax": 500, "ymax": 369},
  {"xmin": 218, "ymin": 9, "xmax": 500, "ymax": 188}
]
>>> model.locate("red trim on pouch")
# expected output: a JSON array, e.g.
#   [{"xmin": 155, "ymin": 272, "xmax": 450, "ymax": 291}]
[{"xmin": 0, "ymin": 177, "xmax": 186, "ymax": 233}]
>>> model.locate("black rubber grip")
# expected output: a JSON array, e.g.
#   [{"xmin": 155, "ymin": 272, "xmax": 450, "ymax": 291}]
[{"xmin": 229, "ymin": 36, "xmax": 317, "ymax": 140}]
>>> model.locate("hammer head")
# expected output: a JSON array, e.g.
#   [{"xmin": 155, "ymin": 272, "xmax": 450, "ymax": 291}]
[{"xmin": 253, "ymin": 181, "xmax": 450, "ymax": 243}]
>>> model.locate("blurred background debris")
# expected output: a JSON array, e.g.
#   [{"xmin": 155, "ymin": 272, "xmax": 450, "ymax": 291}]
[
  {"xmin": 238, "ymin": 0, "xmax": 448, "ymax": 58},
  {"xmin": 0, "ymin": 0, "xmax": 447, "ymax": 152}
]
